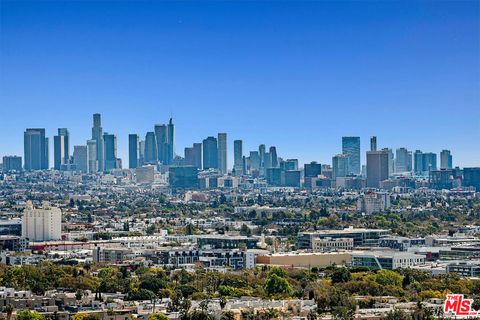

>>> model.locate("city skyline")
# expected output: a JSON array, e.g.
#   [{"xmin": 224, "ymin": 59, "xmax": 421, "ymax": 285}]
[{"xmin": 1, "ymin": 1, "xmax": 479, "ymax": 167}]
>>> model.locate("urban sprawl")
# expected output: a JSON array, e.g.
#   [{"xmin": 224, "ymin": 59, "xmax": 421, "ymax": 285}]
[{"xmin": 1, "ymin": 113, "xmax": 480, "ymax": 320}]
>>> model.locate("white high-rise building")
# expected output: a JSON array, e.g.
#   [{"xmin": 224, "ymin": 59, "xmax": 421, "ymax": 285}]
[
  {"xmin": 87, "ymin": 139, "xmax": 97, "ymax": 173},
  {"xmin": 217, "ymin": 133, "xmax": 227, "ymax": 174},
  {"xmin": 22, "ymin": 201, "xmax": 62, "ymax": 241}
]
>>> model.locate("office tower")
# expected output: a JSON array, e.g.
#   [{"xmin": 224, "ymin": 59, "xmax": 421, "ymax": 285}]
[
  {"xmin": 24, "ymin": 128, "xmax": 48, "ymax": 170},
  {"xmin": 266, "ymin": 168, "xmax": 282, "ymax": 186},
  {"xmin": 366, "ymin": 150, "xmax": 389, "ymax": 188},
  {"xmin": 342, "ymin": 137, "xmax": 360, "ymax": 175},
  {"xmin": 423, "ymin": 152, "xmax": 437, "ymax": 172},
  {"xmin": 169, "ymin": 166, "xmax": 199, "ymax": 189},
  {"xmin": 139, "ymin": 140, "xmax": 145, "ymax": 166},
  {"xmin": 73, "ymin": 145, "xmax": 88, "ymax": 172},
  {"xmin": 370, "ymin": 136, "xmax": 377, "ymax": 151},
  {"xmin": 22, "ymin": 201, "xmax": 62, "ymax": 241},
  {"xmin": 414, "ymin": 150, "xmax": 424, "ymax": 174},
  {"xmin": 269, "ymin": 146, "xmax": 278, "ymax": 168},
  {"xmin": 91, "ymin": 113, "xmax": 104, "ymax": 172},
  {"xmin": 259, "ymin": 144, "xmax": 266, "ymax": 167},
  {"xmin": 103, "ymin": 133, "xmax": 117, "ymax": 171},
  {"xmin": 184, "ymin": 143, "xmax": 202, "ymax": 169},
  {"xmin": 53, "ymin": 128, "xmax": 69, "ymax": 170},
  {"xmin": 282, "ymin": 159, "xmax": 298, "ymax": 171},
  {"xmin": 166, "ymin": 118, "xmax": 175, "ymax": 165},
  {"xmin": 332, "ymin": 154, "xmax": 349, "ymax": 179},
  {"xmin": 2, "ymin": 156, "xmax": 22, "ymax": 172},
  {"xmin": 249, "ymin": 151, "xmax": 260, "ymax": 172},
  {"xmin": 154, "ymin": 124, "xmax": 167, "ymax": 163},
  {"xmin": 430, "ymin": 169, "xmax": 453, "ymax": 190},
  {"xmin": 217, "ymin": 133, "xmax": 227, "ymax": 174},
  {"xmin": 283, "ymin": 170, "xmax": 301, "ymax": 188},
  {"xmin": 463, "ymin": 168, "xmax": 480, "ymax": 191},
  {"xmin": 264, "ymin": 152, "xmax": 272, "ymax": 169},
  {"xmin": 86, "ymin": 140, "xmax": 97, "ymax": 173},
  {"xmin": 144, "ymin": 132, "xmax": 158, "ymax": 164},
  {"xmin": 304, "ymin": 162, "xmax": 322, "ymax": 189},
  {"xmin": 395, "ymin": 148, "xmax": 412, "ymax": 173},
  {"xmin": 202, "ymin": 136, "xmax": 218, "ymax": 170},
  {"xmin": 381, "ymin": 148, "xmax": 394, "ymax": 177},
  {"xmin": 128, "ymin": 134, "xmax": 140, "ymax": 169},
  {"xmin": 440, "ymin": 150, "xmax": 453, "ymax": 169},
  {"xmin": 233, "ymin": 140, "xmax": 243, "ymax": 175}
]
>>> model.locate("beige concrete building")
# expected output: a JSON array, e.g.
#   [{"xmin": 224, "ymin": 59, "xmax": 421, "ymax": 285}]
[{"xmin": 257, "ymin": 251, "xmax": 351, "ymax": 268}]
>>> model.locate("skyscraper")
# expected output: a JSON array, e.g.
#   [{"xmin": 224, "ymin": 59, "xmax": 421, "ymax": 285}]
[
  {"xmin": 440, "ymin": 150, "xmax": 453, "ymax": 169},
  {"xmin": 342, "ymin": 136, "xmax": 360, "ymax": 175},
  {"xmin": 154, "ymin": 124, "xmax": 167, "ymax": 164},
  {"xmin": 54, "ymin": 128, "xmax": 69, "ymax": 170},
  {"xmin": 166, "ymin": 118, "xmax": 175, "ymax": 165},
  {"xmin": 269, "ymin": 146, "xmax": 278, "ymax": 168},
  {"xmin": 233, "ymin": 140, "xmax": 243, "ymax": 176},
  {"xmin": 217, "ymin": 133, "xmax": 227, "ymax": 174},
  {"xmin": 381, "ymin": 148, "xmax": 394, "ymax": 177},
  {"xmin": 395, "ymin": 148, "xmax": 412, "ymax": 173},
  {"xmin": 91, "ymin": 113, "xmax": 104, "ymax": 172},
  {"xmin": 73, "ymin": 145, "xmax": 88, "ymax": 173},
  {"xmin": 128, "ymin": 134, "xmax": 140, "ymax": 169},
  {"xmin": 184, "ymin": 143, "xmax": 202, "ymax": 169},
  {"xmin": 144, "ymin": 132, "xmax": 158, "ymax": 164},
  {"xmin": 370, "ymin": 136, "xmax": 377, "ymax": 151},
  {"xmin": 332, "ymin": 154, "xmax": 349, "ymax": 179},
  {"xmin": 86, "ymin": 140, "xmax": 97, "ymax": 173},
  {"xmin": 24, "ymin": 128, "xmax": 49, "ymax": 170},
  {"xmin": 202, "ymin": 136, "xmax": 218, "ymax": 170},
  {"xmin": 414, "ymin": 150, "xmax": 437, "ymax": 175},
  {"xmin": 103, "ymin": 133, "xmax": 117, "ymax": 171},
  {"xmin": 366, "ymin": 150, "xmax": 389, "ymax": 188}
]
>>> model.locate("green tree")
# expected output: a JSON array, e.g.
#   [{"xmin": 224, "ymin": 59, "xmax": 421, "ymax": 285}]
[
  {"xmin": 15, "ymin": 310, "xmax": 45, "ymax": 320},
  {"xmin": 375, "ymin": 270, "xmax": 404, "ymax": 287},
  {"xmin": 382, "ymin": 309, "xmax": 412, "ymax": 320},
  {"xmin": 148, "ymin": 313, "xmax": 168, "ymax": 320},
  {"xmin": 264, "ymin": 269, "xmax": 293, "ymax": 297},
  {"xmin": 330, "ymin": 267, "xmax": 352, "ymax": 284}
]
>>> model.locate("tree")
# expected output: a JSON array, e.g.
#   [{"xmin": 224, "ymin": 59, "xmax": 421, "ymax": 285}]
[
  {"xmin": 374, "ymin": 270, "xmax": 403, "ymax": 287},
  {"xmin": 148, "ymin": 314, "xmax": 168, "ymax": 320},
  {"xmin": 71, "ymin": 314, "xmax": 101, "ymax": 320},
  {"xmin": 330, "ymin": 267, "xmax": 351, "ymax": 284},
  {"xmin": 383, "ymin": 309, "xmax": 412, "ymax": 320},
  {"xmin": 15, "ymin": 310, "xmax": 45, "ymax": 320},
  {"xmin": 220, "ymin": 311, "xmax": 235, "ymax": 320},
  {"xmin": 5, "ymin": 304, "xmax": 14, "ymax": 320},
  {"xmin": 264, "ymin": 270, "xmax": 293, "ymax": 297}
]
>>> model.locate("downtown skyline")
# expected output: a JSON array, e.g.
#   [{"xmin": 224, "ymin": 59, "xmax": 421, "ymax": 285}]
[{"xmin": 1, "ymin": 1, "xmax": 479, "ymax": 167}]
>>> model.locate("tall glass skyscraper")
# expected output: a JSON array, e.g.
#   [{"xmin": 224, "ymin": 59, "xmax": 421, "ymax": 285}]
[
  {"xmin": 217, "ymin": 133, "xmax": 227, "ymax": 174},
  {"xmin": 440, "ymin": 150, "xmax": 453, "ymax": 169},
  {"xmin": 342, "ymin": 136, "xmax": 360, "ymax": 175},
  {"xmin": 202, "ymin": 136, "xmax": 218, "ymax": 170},
  {"xmin": 332, "ymin": 154, "xmax": 349, "ymax": 179},
  {"xmin": 91, "ymin": 113, "xmax": 104, "ymax": 172},
  {"xmin": 103, "ymin": 133, "xmax": 117, "ymax": 171},
  {"xmin": 233, "ymin": 140, "xmax": 243, "ymax": 175},
  {"xmin": 54, "ymin": 128, "xmax": 69, "ymax": 170},
  {"xmin": 144, "ymin": 132, "xmax": 157, "ymax": 164},
  {"xmin": 24, "ymin": 128, "xmax": 49, "ymax": 170},
  {"xmin": 128, "ymin": 134, "xmax": 140, "ymax": 169}
]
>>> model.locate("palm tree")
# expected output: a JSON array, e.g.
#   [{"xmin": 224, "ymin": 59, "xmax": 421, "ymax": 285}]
[{"xmin": 5, "ymin": 304, "xmax": 14, "ymax": 320}]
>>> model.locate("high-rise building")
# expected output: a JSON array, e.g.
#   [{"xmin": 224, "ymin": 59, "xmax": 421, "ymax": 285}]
[
  {"xmin": 217, "ymin": 133, "xmax": 227, "ymax": 174},
  {"xmin": 203, "ymin": 136, "xmax": 218, "ymax": 170},
  {"xmin": 24, "ymin": 128, "xmax": 49, "ymax": 170},
  {"xmin": 53, "ymin": 128, "xmax": 69, "ymax": 170},
  {"xmin": 249, "ymin": 151, "xmax": 261, "ymax": 173},
  {"xmin": 91, "ymin": 113, "xmax": 104, "ymax": 172},
  {"xmin": 103, "ymin": 133, "xmax": 117, "ymax": 171},
  {"xmin": 283, "ymin": 170, "xmax": 301, "ymax": 188},
  {"xmin": 266, "ymin": 168, "xmax": 282, "ymax": 186},
  {"xmin": 381, "ymin": 148, "xmax": 394, "ymax": 177},
  {"xmin": 463, "ymin": 168, "xmax": 480, "ymax": 191},
  {"xmin": 128, "ymin": 134, "xmax": 140, "ymax": 169},
  {"xmin": 184, "ymin": 143, "xmax": 202, "ymax": 169},
  {"xmin": 139, "ymin": 140, "xmax": 145, "ymax": 166},
  {"xmin": 234, "ymin": 140, "xmax": 243, "ymax": 175},
  {"xmin": 282, "ymin": 159, "xmax": 298, "ymax": 171},
  {"xmin": 73, "ymin": 145, "xmax": 88, "ymax": 172},
  {"xmin": 269, "ymin": 146, "xmax": 278, "ymax": 168},
  {"xmin": 440, "ymin": 150, "xmax": 453, "ymax": 169},
  {"xmin": 144, "ymin": 132, "xmax": 158, "ymax": 164},
  {"xmin": 259, "ymin": 144, "xmax": 266, "ymax": 167},
  {"xmin": 154, "ymin": 124, "xmax": 167, "ymax": 164},
  {"xmin": 22, "ymin": 201, "xmax": 62, "ymax": 241},
  {"xmin": 86, "ymin": 140, "xmax": 97, "ymax": 173},
  {"xmin": 395, "ymin": 148, "xmax": 412, "ymax": 173},
  {"xmin": 366, "ymin": 150, "xmax": 389, "ymax": 188},
  {"xmin": 304, "ymin": 162, "xmax": 322, "ymax": 189},
  {"xmin": 332, "ymin": 154, "xmax": 349, "ymax": 179},
  {"xmin": 414, "ymin": 151, "xmax": 437, "ymax": 175},
  {"xmin": 169, "ymin": 166, "xmax": 199, "ymax": 189},
  {"xmin": 342, "ymin": 137, "xmax": 360, "ymax": 175},
  {"xmin": 370, "ymin": 136, "xmax": 377, "ymax": 151},
  {"xmin": 2, "ymin": 156, "xmax": 22, "ymax": 172},
  {"xmin": 166, "ymin": 118, "xmax": 175, "ymax": 165}
]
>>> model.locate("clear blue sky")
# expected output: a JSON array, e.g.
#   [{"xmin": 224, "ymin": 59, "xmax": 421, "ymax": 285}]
[{"xmin": 1, "ymin": 1, "xmax": 479, "ymax": 168}]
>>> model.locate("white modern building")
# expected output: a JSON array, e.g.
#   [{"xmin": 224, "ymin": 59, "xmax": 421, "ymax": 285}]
[{"xmin": 21, "ymin": 201, "xmax": 62, "ymax": 241}]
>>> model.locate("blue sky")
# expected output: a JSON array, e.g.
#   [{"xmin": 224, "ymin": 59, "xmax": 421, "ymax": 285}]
[{"xmin": 1, "ymin": 1, "xmax": 479, "ymax": 168}]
